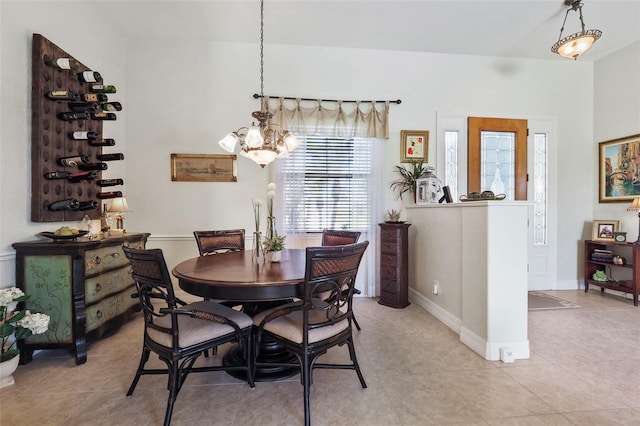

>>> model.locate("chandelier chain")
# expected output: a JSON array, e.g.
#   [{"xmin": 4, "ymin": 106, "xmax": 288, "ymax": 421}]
[{"xmin": 259, "ymin": 0, "xmax": 265, "ymax": 108}]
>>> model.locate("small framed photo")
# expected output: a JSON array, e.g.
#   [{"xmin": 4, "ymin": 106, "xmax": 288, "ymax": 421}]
[
  {"xmin": 171, "ymin": 154, "xmax": 237, "ymax": 182},
  {"xmin": 400, "ymin": 130, "xmax": 428, "ymax": 163},
  {"xmin": 592, "ymin": 220, "xmax": 620, "ymax": 242},
  {"xmin": 613, "ymin": 231, "xmax": 627, "ymax": 242}
]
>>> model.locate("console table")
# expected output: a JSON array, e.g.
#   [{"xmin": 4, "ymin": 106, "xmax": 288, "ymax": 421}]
[{"xmin": 12, "ymin": 233, "xmax": 149, "ymax": 364}]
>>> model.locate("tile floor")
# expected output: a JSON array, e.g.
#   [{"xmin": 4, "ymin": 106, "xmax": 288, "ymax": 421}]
[{"xmin": 1, "ymin": 289, "xmax": 640, "ymax": 425}]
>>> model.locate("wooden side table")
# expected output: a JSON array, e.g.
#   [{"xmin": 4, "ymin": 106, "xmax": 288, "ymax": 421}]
[{"xmin": 378, "ymin": 222, "xmax": 410, "ymax": 308}]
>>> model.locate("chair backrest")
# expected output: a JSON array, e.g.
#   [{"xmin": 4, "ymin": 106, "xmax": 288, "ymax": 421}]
[
  {"xmin": 193, "ymin": 229, "xmax": 245, "ymax": 256},
  {"xmin": 321, "ymin": 229, "xmax": 361, "ymax": 246},
  {"xmin": 122, "ymin": 246, "xmax": 179, "ymax": 344},
  {"xmin": 303, "ymin": 241, "xmax": 369, "ymax": 334}
]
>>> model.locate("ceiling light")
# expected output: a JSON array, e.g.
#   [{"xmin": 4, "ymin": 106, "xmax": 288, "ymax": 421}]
[
  {"xmin": 551, "ymin": 0, "xmax": 602, "ymax": 60},
  {"xmin": 218, "ymin": 0, "xmax": 299, "ymax": 168}
]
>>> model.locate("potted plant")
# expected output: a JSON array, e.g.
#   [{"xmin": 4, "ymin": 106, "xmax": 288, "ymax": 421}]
[
  {"xmin": 263, "ymin": 233, "xmax": 286, "ymax": 262},
  {"xmin": 390, "ymin": 161, "xmax": 434, "ymax": 201},
  {"xmin": 0, "ymin": 287, "xmax": 50, "ymax": 388}
]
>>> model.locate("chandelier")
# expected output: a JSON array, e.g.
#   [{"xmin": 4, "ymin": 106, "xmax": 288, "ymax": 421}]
[
  {"xmin": 218, "ymin": 0, "xmax": 300, "ymax": 168},
  {"xmin": 551, "ymin": 0, "xmax": 602, "ymax": 60}
]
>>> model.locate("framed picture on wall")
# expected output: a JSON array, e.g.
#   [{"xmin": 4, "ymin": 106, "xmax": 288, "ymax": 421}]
[
  {"xmin": 400, "ymin": 130, "xmax": 428, "ymax": 163},
  {"xmin": 591, "ymin": 220, "xmax": 620, "ymax": 242},
  {"xmin": 170, "ymin": 154, "xmax": 237, "ymax": 182},
  {"xmin": 599, "ymin": 134, "xmax": 640, "ymax": 202}
]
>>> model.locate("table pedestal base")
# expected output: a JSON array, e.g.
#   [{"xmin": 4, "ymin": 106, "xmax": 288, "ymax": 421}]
[{"xmin": 224, "ymin": 340, "xmax": 299, "ymax": 382}]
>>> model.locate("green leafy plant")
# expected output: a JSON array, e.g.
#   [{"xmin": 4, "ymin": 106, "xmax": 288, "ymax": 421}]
[
  {"xmin": 386, "ymin": 209, "xmax": 402, "ymax": 222},
  {"xmin": 263, "ymin": 233, "xmax": 286, "ymax": 253},
  {"xmin": 389, "ymin": 161, "xmax": 434, "ymax": 200}
]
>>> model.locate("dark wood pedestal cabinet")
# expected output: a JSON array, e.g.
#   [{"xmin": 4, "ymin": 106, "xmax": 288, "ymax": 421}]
[
  {"xmin": 12, "ymin": 233, "xmax": 149, "ymax": 364},
  {"xmin": 378, "ymin": 222, "xmax": 411, "ymax": 308}
]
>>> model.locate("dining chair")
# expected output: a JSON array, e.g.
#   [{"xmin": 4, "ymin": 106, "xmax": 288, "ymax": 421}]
[
  {"xmin": 321, "ymin": 229, "xmax": 363, "ymax": 330},
  {"xmin": 252, "ymin": 241, "xmax": 369, "ymax": 426},
  {"xmin": 193, "ymin": 229, "xmax": 245, "ymax": 256},
  {"xmin": 321, "ymin": 229, "xmax": 361, "ymax": 246},
  {"xmin": 193, "ymin": 229, "xmax": 246, "ymax": 356},
  {"xmin": 122, "ymin": 246, "xmax": 254, "ymax": 426}
]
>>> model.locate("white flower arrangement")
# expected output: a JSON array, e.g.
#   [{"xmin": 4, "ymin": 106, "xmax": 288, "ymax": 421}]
[{"xmin": 0, "ymin": 287, "xmax": 50, "ymax": 362}]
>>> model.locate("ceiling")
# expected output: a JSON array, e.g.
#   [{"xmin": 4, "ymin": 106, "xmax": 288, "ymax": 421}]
[{"xmin": 98, "ymin": 0, "xmax": 640, "ymax": 61}]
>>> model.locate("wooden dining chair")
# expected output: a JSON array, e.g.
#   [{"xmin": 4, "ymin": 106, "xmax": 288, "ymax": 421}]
[
  {"xmin": 321, "ymin": 229, "xmax": 363, "ymax": 330},
  {"xmin": 193, "ymin": 229, "xmax": 246, "ymax": 356},
  {"xmin": 193, "ymin": 229, "xmax": 245, "ymax": 256},
  {"xmin": 252, "ymin": 241, "xmax": 369, "ymax": 426},
  {"xmin": 123, "ymin": 246, "xmax": 254, "ymax": 426}
]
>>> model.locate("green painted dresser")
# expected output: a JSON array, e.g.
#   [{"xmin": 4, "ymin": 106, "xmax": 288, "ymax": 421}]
[{"xmin": 12, "ymin": 233, "xmax": 149, "ymax": 365}]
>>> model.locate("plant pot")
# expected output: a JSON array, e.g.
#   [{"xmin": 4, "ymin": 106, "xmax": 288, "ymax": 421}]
[
  {"xmin": 267, "ymin": 250, "xmax": 282, "ymax": 263},
  {"xmin": 0, "ymin": 355, "xmax": 19, "ymax": 389}
]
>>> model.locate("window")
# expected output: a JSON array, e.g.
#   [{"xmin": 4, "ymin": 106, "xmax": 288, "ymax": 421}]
[
  {"xmin": 279, "ymin": 136, "xmax": 374, "ymax": 233},
  {"xmin": 533, "ymin": 133, "xmax": 548, "ymax": 245}
]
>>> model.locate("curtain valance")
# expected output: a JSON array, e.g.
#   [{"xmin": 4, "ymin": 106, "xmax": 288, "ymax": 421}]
[{"xmin": 266, "ymin": 97, "xmax": 390, "ymax": 139}]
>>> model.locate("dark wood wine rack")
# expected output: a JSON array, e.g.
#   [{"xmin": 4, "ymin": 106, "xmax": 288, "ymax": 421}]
[{"xmin": 32, "ymin": 34, "xmax": 105, "ymax": 222}]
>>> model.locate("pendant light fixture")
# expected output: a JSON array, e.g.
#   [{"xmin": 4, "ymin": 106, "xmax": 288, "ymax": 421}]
[
  {"xmin": 551, "ymin": 0, "xmax": 602, "ymax": 60},
  {"xmin": 218, "ymin": 0, "xmax": 300, "ymax": 168}
]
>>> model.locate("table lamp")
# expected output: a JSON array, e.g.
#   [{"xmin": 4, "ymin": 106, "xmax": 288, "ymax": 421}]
[
  {"xmin": 627, "ymin": 197, "xmax": 640, "ymax": 243},
  {"xmin": 108, "ymin": 197, "xmax": 130, "ymax": 234}
]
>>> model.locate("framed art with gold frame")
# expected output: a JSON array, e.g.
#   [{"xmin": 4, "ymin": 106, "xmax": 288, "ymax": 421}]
[
  {"xmin": 171, "ymin": 154, "xmax": 237, "ymax": 182},
  {"xmin": 591, "ymin": 220, "xmax": 620, "ymax": 242},
  {"xmin": 599, "ymin": 134, "xmax": 640, "ymax": 202},
  {"xmin": 400, "ymin": 130, "xmax": 428, "ymax": 163}
]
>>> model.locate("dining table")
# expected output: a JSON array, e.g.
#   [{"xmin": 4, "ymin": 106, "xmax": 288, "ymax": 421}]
[{"xmin": 172, "ymin": 248, "xmax": 307, "ymax": 381}]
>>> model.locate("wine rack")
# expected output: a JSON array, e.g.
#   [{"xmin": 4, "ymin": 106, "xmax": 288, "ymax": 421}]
[{"xmin": 31, "ymin": 34, "xmax": 121, "ymax": 222}]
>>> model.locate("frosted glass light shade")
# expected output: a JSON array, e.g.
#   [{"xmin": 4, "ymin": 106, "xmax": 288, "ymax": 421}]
[
  {"xmin": 244, "ymin": 148, "xmax": 278, "ymax": 168},
  {"xmin": 552, "ymin": 31, "xmax": 600, "ymax": 59},
  {"xmin": 108, "ymin": 197, "xmax": 130, "ymax": 213},
  {"xmin": 283, "ymin": 131, "xmax": 300, "ymax": 152},
  {"xmin": 218, "ymin": 133, "xmax": 239, "ymax": 153},
  {"xmin": 245, "ymin": 126, "xmax": 264, "ymax": 148}
]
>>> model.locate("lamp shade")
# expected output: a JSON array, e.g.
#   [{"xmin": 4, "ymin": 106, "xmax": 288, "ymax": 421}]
[
  {"xmin": 108, "ymin": 197, "xmax": 130, "ymax": 213},
  {"xmin": 218, "ymin": 133, "xmax": 239, "ymax": 153},
  {"xmin": 552, "ymin": 31, "xmax": 601, "ymax": 59},
  {"xmin": 245, "ymin": 126, "xmax": 264, "ymax": 148},
  {"xmin": 628, "ymin": 197, "xmax": 640, "ymax": 211}
]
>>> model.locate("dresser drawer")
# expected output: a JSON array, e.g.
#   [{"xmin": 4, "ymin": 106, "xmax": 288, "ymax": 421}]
[
  {"xmin": 380, "ymin": 266, "xmax": 398, "ymax": 280},
  {"xmin": 86, "ymin": 295, "xmax": 119, "ymax": 332},
  {"xmin": 380, "ymin": 279, "xmax": 397, "ymax": 292},
  {"xmin": 85, "ymin": 239, "xmax": 145, "ymax": 275},
  {"xmin": 379, "ymin": 290, "xmax": 398, "ymax": 306},
  {"xmin": 85, "ymin": 265, "xmax": 133, "ymax": 305},
  {"xmin": 381, "ymin": 253, "xmax": 398, "ymax": 266},
  {"xmin": 381, "ymin": 229, "xmax": 399, "ymax": 242},
  {"xmin": 381, "ymin": 242, "xmax": 399, "ymax": 255}
]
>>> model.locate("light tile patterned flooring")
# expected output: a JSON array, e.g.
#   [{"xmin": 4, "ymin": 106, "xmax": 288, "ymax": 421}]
[{"xmin": 1, "ymin": 289, "xmax": 640, "ymax": 425}]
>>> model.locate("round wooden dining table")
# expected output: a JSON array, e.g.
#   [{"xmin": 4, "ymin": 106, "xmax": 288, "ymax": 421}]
[{"xmin": 172, "ymin": 248, "xmax": 307, "ymax": 381}]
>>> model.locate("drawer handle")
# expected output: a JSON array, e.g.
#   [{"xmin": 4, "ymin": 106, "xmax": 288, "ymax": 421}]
[
  {"xmin": 96, "ymin": 310, "xmax": 103, "ymax": 319},
  {"xmin": 95, "ymin": 283, "xmax": 102, "ymax": 292}
]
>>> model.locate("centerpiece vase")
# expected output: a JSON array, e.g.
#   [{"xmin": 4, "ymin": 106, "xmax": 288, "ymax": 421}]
[
  {"xmin": 0, "ymin": 355, "xmax": 19, "ymax": 389},
  {"xmin": 270, "ymin": 250, "xmax": 282, "ymax": 263},
  {"xmin": 252, "ymin": 231, "xmax": 263, "ymax": 263},
  {"xmin": 266, "ymin": 216, "xmax": 276, "ymax": 240}
]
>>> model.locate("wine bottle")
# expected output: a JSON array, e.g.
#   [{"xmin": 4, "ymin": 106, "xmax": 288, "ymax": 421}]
[
  {"xmin": 46, "ymin": 57, "xmax": 81, "ymax": 70},
  {"xmin": 100, "ymin": 101, "xmax": 122, "ymax": 112},
  {"xmin": 75, "ymin": 71, "xmax": 102, "ymax": 83},
  {"xmin": 78, "ymin": 162, "xmax": 108, "ymax": 171},
  {"xmin": 69, "ymin": 131, "xmax": 99, "ymax": 140},
  {"xmin": 45, "ymin": 90, "xmax": 81, "ymax": 101},
  {"xmin": 96, "ymin": 153, "xmax": 124, "ymax": 161},
  {"xmin": 78, "ymin": 200, "xmax": 99, "ymax": 211},
  {"xmin": 82, "ymin": 93, "xmax": 108, "ymax": 103},
  {"xmin": 68, "ymin": 102, "xmax": 100, "ymax": 113},
  {"xmin": 90, "ymin": 84, "xmax": 116, "ymax": 94},
  {"xmin": 97, "ymin": 191, "xmax": 123, "ymax": 199},
  {"xmin": 97, "ymin": 178, "xmax": 124, "ymax": 187},
  {"xmin": 47, "ymin": 198, "xmax": 79, "ymax": 211},
  {"xmin": 44, "ymin": 171, "xmax": 72, "ymax": 179},
  {"xmin": 57, "ymin": 154, "xmax": 90, "ymax": 167},
  {"xmin": 91, "ymin": 112, "xmax": 117, "ymax": 121},
  {"xmin": 68, "ymin": 171, "xmax": 98, "ymax": 182},
  {"xmin": 57, "ymin": 111, "xmax": 90, "ymax": 121},
  {"xmin": 89, "ymin": 138, "xmax": 115, "ymax": 147}
]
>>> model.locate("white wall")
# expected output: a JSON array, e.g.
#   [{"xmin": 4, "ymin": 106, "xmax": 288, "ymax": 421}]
[
  {"xmin": 0, "ymin": 1, "xmax": 606, "ymax": 294},
  {"xmin": 592, "ymin": 41, "xmax": 640, "ymax": 253}
]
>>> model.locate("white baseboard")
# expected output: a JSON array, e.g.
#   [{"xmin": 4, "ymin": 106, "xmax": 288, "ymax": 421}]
[{"xmin": 409, "ymin": 288, "xmax": 461, "ymax": 334}]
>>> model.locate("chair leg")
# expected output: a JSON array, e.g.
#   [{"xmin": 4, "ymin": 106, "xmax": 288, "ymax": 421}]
[
  {"xmin": 346, "ymin": 337, "xmax": 367, "ymax": 388},
  {"xmin": 302, "ymin": 354, "xmax": 312, "ymax": 426},
  {"xmin": 352, "ymin": 313, "xmax": 362, "ymax": 331},
  {"xmin": 127, "ymin": 346, "xmax": 151, "ymax": 396},
  {"xmin": 163, "ymin": 360, "xmax": 180, "ymax": 426},
  {"xmin": 246, "ymin": 334, "xmax": 255, "ymax": 388}
]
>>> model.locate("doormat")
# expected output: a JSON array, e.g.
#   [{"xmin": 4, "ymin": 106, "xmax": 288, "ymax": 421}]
[{"xmin": 528, "ymin": 291, "xmax": 581, "ymax": 311}]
